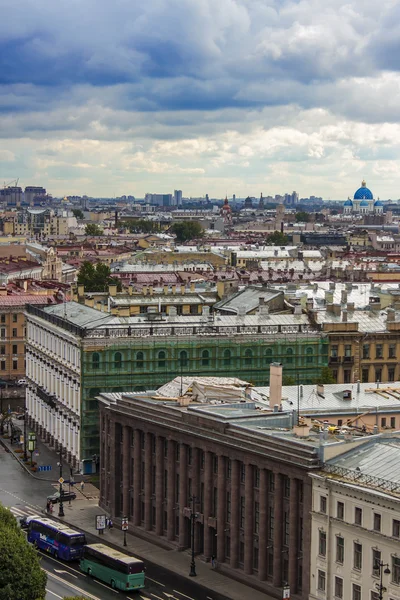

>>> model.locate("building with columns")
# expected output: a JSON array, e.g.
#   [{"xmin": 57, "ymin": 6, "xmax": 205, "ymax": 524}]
[{"xmin": 97, "ymin": 386, "xmax": 323, "ymax": 600}]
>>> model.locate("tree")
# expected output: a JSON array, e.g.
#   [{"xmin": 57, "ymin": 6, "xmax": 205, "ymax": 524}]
[
  {"xmin": 317, "ymin": 367, "xmax": 336, "ymax": 384},
  {"xmin": 85, "ymin": 223, "xmax": 103, "ymax": 236},
  {"xmin": 282, "ymin": 375, "xmax": 296, "ymax": 386},
  {"xmin": 77, "ymin": 261, "xmax": 121, "ymax": 292},
  {"xmin": 0, "ymin": 504, "xmax": 47, "ymax": 600},
  {"xmin": 295, "ymin": 211, "xmax": 310, "ymax": 223},
  {"xmin": 170, "ymin": 222, "xmax": 204, "ymax": 243},
  {"xmin": 266, "ymin": 231, "xmax": 289, "ymax": 246},
  {"xmin": 72, "ymin": 209, "xmax": 84, "ymax": 220}
]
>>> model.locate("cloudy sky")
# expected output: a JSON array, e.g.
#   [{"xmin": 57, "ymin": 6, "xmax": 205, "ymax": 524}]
[{"xmin": 1, "ymin": 0, "xmax": 400, "ymax": 199}]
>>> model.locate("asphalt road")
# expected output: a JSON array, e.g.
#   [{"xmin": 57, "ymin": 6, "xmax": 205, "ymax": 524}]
[{"xmin": 0, "ymin": 442, "xmax": 231, "ymax": 600}]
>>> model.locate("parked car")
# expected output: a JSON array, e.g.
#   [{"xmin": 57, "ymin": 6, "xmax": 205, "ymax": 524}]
[
  {"xmin": 0, "ymin": 379, "xmax": 12, "ymax": 388},
  {"xmin": 19, "ymin": 514, "xmax": 40, "ymax": 529},
  {"xmin": 17, "ymin": 379, "xmax": 27, "ymax": 386},
  {"xmin": 47, "ymin": 490, "xmax": 77, "ymax": 504}
]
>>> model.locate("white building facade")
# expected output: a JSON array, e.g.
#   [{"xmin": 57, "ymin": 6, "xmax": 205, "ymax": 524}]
[
  {"xmin": 309, "ymin": 436, "xmax": 400, "ymax": 600},
  {"xmin": 26, "ymin": 309, "xmax": 82, "ymax": 467}
]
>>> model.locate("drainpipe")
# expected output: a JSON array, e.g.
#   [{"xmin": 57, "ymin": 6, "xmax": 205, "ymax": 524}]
[{"xmin": 326, "ymin": 478, "xmax": 333, "ymax": 600}]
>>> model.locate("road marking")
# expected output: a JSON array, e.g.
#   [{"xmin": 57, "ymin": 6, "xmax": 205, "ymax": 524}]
[
  {"xmin": 46, "ymin": 589, "xmax": 63, "ymax": 599},
  {"xmin": 45, "ymin": 570, "xmax": 102, "ymax": 600},
  {"xmin": 54, "ymin": 568, "xmax": 78, "ymax": 578},
  {"xmin": 163, "ymin": 594, "xmax": 179, "ymax": 599},
  {"xmin": 173, "ymin": 591, "xmax": 195, "ymax": 600},
  {"xmin": 150, "ymin": 594, "xmax": 164, "ymax": 600},
  {"xmin": 147, "ymin": 576, "xmax": 165, "ymax": 587},
  {"xmin": 138, "ymin": 596, "xmax": 152, "ymax": 600}
]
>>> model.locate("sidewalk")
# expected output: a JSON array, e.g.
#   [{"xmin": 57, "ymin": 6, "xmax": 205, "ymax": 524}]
[{"xmin": 1, "ymin": 429, "xmax": 275, "ymax": 600}]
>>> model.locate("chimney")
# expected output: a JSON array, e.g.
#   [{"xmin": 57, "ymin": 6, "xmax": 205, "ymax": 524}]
[
  {"xmin": 342, "ymin": 310, "xmax": 348, "ymax": 322},
  {"xmin": 313, "ymin": 283, "xmax": 318, "ymax": 292},
  {"xmin": 347, "ymin": 302, "xmax": 355, "ymax": 312},
  {"xmin": 269, "ymin": 363, "xmax": 282, "ymax": 409},
  {"xmin": 108, "ymin": 284, "xmax": 117, "ymax": 297},
  {"xmin": 326, "ymin": 303, "xmax": 334, "ymax": 314},
  {"xmin": 78, "ymin": 284, "xmax": 84, "ymax": 298},
  {"xmin": 387, "ymin": 308, "xmax": 395, "ymax": 322},
  {"xmin": 181, "ymin": 284, "xmax": 185, "ymax": 295},
  {"xmin": 329, "ymin": 282, "xmax": 335, "ymax": 291},
  {"xmin": 128, "ymin": 284, "xmax": 133, "ymax": 296},
  {"xmin": 168, "ymin": 306, "xmax": 177, "ymax": 320},
  {"xmin": 172, "ymin": 285, "xmax": 176, "ymax": 295},
  {"xmin": 143, "ymin": 286, "xmax": 147, "ymax": 296},
  {"xmin": 148, "ymin": 285, "xmax": 153, "ymax": 296},
  {"xmin": 294, "ymin": 304, "xmax": 302, "ymax": 315},
  {"xmin": 259, "ymin": 296, "xmax": 265, "ymax": 306},
  {"xmin": 190, "ymin": 282, "xmax": 195, "ymax": 292},
  {"xmin": 341, "ymin": 290, "xmax": 348, "ymax": 304},
  {"xmin": 357, "ymin": 379, "xmax": 361, "ymax": 393},
  {"xmin": 163, "ymin": 285, "xmax": 168, "ymax": 295},
  {"xmin": 325, "ymin": 290, "xmax": 334, "ymax": 304},
  {"xmin": 333, "ymin": 304, "xmax": 341, "ymax": 317}
]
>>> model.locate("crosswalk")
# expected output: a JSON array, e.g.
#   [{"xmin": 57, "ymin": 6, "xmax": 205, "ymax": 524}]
[{"xmin": 8, "ymin": 503, "xmax": 42, "ymax": 521}]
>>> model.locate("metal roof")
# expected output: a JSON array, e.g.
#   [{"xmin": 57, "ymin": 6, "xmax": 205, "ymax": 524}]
[{"xmin": 329, "ymin": 438, "xmax": 400, "ymax": 484}]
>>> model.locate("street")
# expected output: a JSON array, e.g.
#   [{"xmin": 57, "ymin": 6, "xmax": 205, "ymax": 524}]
[{"xmin": 0, "ymin": 443, "xmax": 231, "ymax": 600}]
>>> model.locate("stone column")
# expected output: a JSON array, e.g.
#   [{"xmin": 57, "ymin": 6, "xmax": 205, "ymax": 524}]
[
  {"xmin": 217, "ymin": 456, "xmax": 226, "ymax": 563},
  {"xmin": 155, "ymin": 436, "xmax": 164, "ymax": 536},
  {"xmin": 179, "ymin": 443, "xmax": 188, "ymax": 549},
  {"xmin": 108, "ymin": 420, "xmax": 116, "ymax": 517},
  {"xmin": 192, "ymin": 448, "xmax": 201, "ymax": 553},
  {"xmin": 203, "ymin": 451, "xmax": 213, "ymax": 560},
  {"xmin": 122, "ymin": 426, "xmax": 131, "ymax": 519},
  {"xmin": 273, "ymin": 473, "xmax": 283, "ymax": 587},
  {"xmin": 289, "ymin": 478, "xmax": 299, "ymax": 594},
  {"xmin": 302, "ymin": 480, "xmax": 312, "ymax": 598},
  {"xmin": 144, "ymin": 432, "xmax": 152, "ymax": 531},
  {"xmin": 244, "ymin": 463, "xmax": 254, "ymax": 574},
  {"xmin": 258, "ymin": 468, "xmax": 268, "ymax": 581},
  {"xmin": 133, "ymin": 429, "xmax": 141, "ymax": 526},
  {"xmin": 230, "ymin": 459, "xmax": 240, "ymax": 568},
  {"xmin": 167, "ymin": 440, "xmax": 175, "ymax": 542}
]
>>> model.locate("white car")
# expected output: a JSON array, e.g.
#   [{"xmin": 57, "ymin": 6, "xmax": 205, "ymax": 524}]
[{"xmin": 17, "ymin": 379, "xmax": 27, "ymax": 386}]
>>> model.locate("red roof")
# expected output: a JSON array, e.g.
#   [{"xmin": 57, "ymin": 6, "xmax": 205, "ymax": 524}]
[{"xmin": 0, "ymin": 295, "xmax": 50, "ymax": 306}]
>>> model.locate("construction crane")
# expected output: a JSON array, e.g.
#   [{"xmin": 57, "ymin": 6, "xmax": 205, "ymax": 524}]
[{"xmin": 3, "ymin": 178, "xmax": 19, "ymax": 189}]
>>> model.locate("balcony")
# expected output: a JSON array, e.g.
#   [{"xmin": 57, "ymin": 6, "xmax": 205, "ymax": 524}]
[
  {"xmin": 329, "ymin": 356, "xmax": 341, "ymax": 365},
  {"xmin": 343, "ymin": 356, "xmax": 354, "ymax": 365},
  {"xmin": 36, "ymin": 386, "xmax": 57, "ymax": 409}
]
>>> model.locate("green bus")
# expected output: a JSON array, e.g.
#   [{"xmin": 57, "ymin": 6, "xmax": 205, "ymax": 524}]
[{"xmin": 80, "ymin": 543, "xmax": 145, "ymax": 591}]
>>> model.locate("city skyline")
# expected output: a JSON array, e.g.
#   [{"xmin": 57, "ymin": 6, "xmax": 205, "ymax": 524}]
[{"xmin": 1, "ymin": 0, "xmax": 400, "ymax": 198}]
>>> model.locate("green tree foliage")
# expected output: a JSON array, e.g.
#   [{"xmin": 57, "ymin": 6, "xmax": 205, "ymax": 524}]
[
  {"xmin": 282, "ymin": 376, "xmax": 296, "ymax": 386},
  {"xmin": 72, "ymin": 209, "xmax": 84, "ymax": 220},
  {"xmin": 317, "ymin": 367, "xmax": 336, "ymax": 384},
  {"xmin": 0, "ymin": 504, "xmax": 47, "ymax": 600},
  {"xmin": 265, "ymin": 231, "xmax": 289, "ymax": 246},
  {"xmin": 295, "ymin": 211, "xmax": 310, "ymax": 222},
  {"xmin": 85, "ymin": 223, "xmax": 103, "ymax": 236},
  {"xmin": 170, "ymin": 222, "xmax": 204, "ymax": 243},
  {"xmin": 120, "ymin": 220, "xmax": 160, "ymax": 234},
  {"xmin": 77, "ymin": 262, "xmax": 122, "ymax": 292}
]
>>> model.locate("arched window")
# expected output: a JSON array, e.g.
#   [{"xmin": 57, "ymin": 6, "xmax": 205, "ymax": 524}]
[
  {"xmin": 114, "ymin": 352, "xmax": 122, "ymax": 369},
  {"xmin": 158, "ymin": 350, "xmax": 166, "ymax": 368},
  {"xmin": 92, "ymin": 352, "xmax": 100, "ymax": 370},
  {"xmin": 223, "ymin": 349, "xmax": 231, "ymax": 366},
  {"xmin": 306, "ymin": 347, "xmax": 314, "ymax": 364},
  {"xmin": 136, "ymin": 351, "xmax": 144, "ymax": 369},
  {"xmin": 265, "ymin": 348, "xmax": 273, "ymax": 364},
  {"xmin": 201, "ymin": 350, "xmax": 209, "ymax": 367},
  {"xmin": 179, "ymin": 350, "xmax": 188, "ymax": 368},
  {"xmin": 244, "ymin": 348, "xmax": 253, "ymax": 366},
  {"xmin": 286, "ymin": 347, "xmax": 294, "ymax": 364}
]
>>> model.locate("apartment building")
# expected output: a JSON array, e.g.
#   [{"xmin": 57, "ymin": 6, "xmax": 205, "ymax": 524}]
[{"xmin": 310, "ymin": 435, "xmax": 400, "ymax": 600}]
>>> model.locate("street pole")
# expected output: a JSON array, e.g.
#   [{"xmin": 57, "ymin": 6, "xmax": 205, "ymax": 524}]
[
  {"xmin": 189, "ymin": 496, "xmax": 197, "ymax": 577},
  {"xmin": 378, "ymin": 560, "xmax": 391, "ymax": 600},
  {"xmin": 58, "ymin": 446, "xmax": 64, "ymax": 517},
  {"xmin": 23, "ymin": 389, "xmax": 27, "ymax": 461}
]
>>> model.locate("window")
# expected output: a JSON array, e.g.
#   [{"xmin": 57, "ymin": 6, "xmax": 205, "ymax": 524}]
[
  {"xmin": 114, "ymin": 352, "xmax": 122, "ymax": 369},
  {"xmin": 253, "ymin": 546, "xmax": 259, "ymax": 571},
  {"xmin": 200, "ymin": 451, "xmax": 205, "ymax": 470},
  {"xmin": 12, "ymin": 344, "xmax": 17, "ymax": 355},
  {"xmin": 344, "ymin": 344, "xmax": 352, "ymax": 357},
  {"xmin": 363, "ymin": 344, "xmax": 370, "ymax": 359},
  {"xmin": 320, "ymin": 495, "xmax": 327, "ymax": 514},
  {"xmin": 254, "ymin": 502, "xmax": 259, "ymax": 533},
  {"xmin": 393, "ymin": 519, "xmax": 400, "ymax": 538},
  {"xmin": 373, "ymin": 513, "xmax": 381, "ymax": 532},
  {"xmin": 226, "ymin": 492, "xmax": 231, "ymax": 523},
  {"xmin": 0, "ymin": 329, "xmax": 5, "ymax": 339},
  {"xmin": 352, "ymin": 584, "xmax": 361, "ymax": 600},
  {"xmin": 223, "ymin": 349, "xmax": 231, "ymax": 366},
  {"xmin": 283, "ymin": 511, "xmax": 289, "ymax": 546},
  {"xmin": 268, "ymin": 506, "xmax": 274, "ymax": 540},
  {"xmin": 370, "ymin": 593, "xmax": 379, "ymax": 600},
  {"xmin": 392, "ymin": 556, "xmax": 400, "ymax": 584},
  {"xmin": 344, "ymin": 369, "xmax": 351, "ymax": 384},
  {"xmin": 336, "ymin": 536, "xmax": 344, "ymax": 564},
  {"xmin": 353, "ymin": 542, "xmax": 362, "ymax": 570},
  {"xmin": 187, "ymin": 446, "xmax": 192, "ymax": 466},
  {"xmin": 0, "ymin": 315, "xmax": 5, "ymax": 324},
  {"xmin": 391, "ymin": 416, "xmax": 396, "ymax": 428},
  {"xmin": 362, "ymin": 368, "xmax": 369, "ymax": 383},
  {"xmin": 283, "ymin": 476, "xmax": 290, "ymax": 498},
  {"xmin": 240, "ymin": 463, "xmax": 245, "ymax": 483},
  {"xmin": 1, "ymin": 360, "xmax": 5, "ymax": 371},
  {"xmin": 12, "ymin": 314, "xmax": 17, "ymax": 323},
  {"xmin": 268, "ymin": 471, "xmax": 275, "ymax": 492},
  {"xmin": 376, "ymin": 344, "xmax": 383, "ymax": 359},
  {"xmin": 12, "ymin": 359, "xmax": 17, "ymax": 370},
  {"xmin": 372, "ymin": 549, "xmax": 381, "ymax": 577},
  {"xmin": 286, "ymin": 347, "xmax": 294, "ymax": 364},
  {"xmin": 389, "ymin": 368, "xmax": 395, "ymax": 382},
  {"xmin": 244, "ymin": 348, "xmax": 252, "ymax": 366},
  {"xmin": 92, "ymin": 352, "xmax": 100, "ymax": 369},
  {"xmin": 318, "ymin": 530, "xmax": 326, "ymax": 557},
  {"xmin": 179, "ymin": 351, "xmax": 188, "ymax": 368},
  {"xmin": 240, "ymin": 497, "xmax": 245, "ymax": 529},
  {"xmin": 331, "ymin": 345, "xmax": 338, "ymax": 358},
  {"xmin": 201, "ymin": 350, "xmax": 209, "ymax": 367},
  {"xmin": 355, "ymin": 507, "xmax": 362, "ymax": 525},
  {"xmin": 375, "ymin": 368, "xmax": 382, "ymax": 383},
  {"xmin": 12, "ymin": 328, "xmax": 17, "ymax": 338},
  {"xmin": 226, "ymin": 459, "xmax": 231, "ymax": 479},
  {"xmin": 389, "ymin": 344, "xmax": 396, "ymax": 359},
  {"xmin": 337, "ymin": 501, "xmax": 344, "ymax": 520},
  {"xmin": 254, "ymin": 467, "xmax": 260, "ymax": 488},
  {"xmin": 213, "ymin": 455, "xmax": 218, "ymax": 474},
  {"xmin": 135, "ymin": 351, "xmax": 144, "ymax": 369},
  {"xmin": 334, "ymin": 576, "xmax": 343, "ymax": 599},
  {"xmin": 158, "ymin": 351, "xmax": 166, "ymax": 368},
  {"xmin": 317, "ymin": 570, "xmax": 326, "ymax": 592},
  {"xmin": 265, "ymin": 348, "xmax": 273, "ymax": 365}
]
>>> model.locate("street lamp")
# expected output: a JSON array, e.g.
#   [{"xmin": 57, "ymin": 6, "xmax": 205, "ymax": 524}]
[
  {"xmin": 189, "ymin": 496, "xmax": 198, "ymax": 577},
  {"xmin": 376, "ymin": 559, "xmax": 391, "ymax": 600},
  {"xmin": 58, "ymin": 446, "xmax": 65, "ymax": 517}
]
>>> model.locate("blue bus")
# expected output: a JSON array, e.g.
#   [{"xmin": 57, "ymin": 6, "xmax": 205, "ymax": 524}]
[{"xmin": 27, "ymin": 517, "xmax": 86, "ymax": 561}]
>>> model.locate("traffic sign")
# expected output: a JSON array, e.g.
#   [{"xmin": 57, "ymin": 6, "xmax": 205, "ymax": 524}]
[
  {"xmin": 96, "ymin": 515, "xmax": 106, "ymax": 530},
  {"xmin": 38, "ymin": 465, "xmax": 52, "ymax": 472},
  {"xmin": 121, "ymin": 517, "xmax": 128, "ymax": 531},
  {"xmin": 58, "ymin": 477, "xmax": 64, "ymax": 484},
  {"xmin": 283, "ymin": 586, "xmax": 290, "ymax": 599}
]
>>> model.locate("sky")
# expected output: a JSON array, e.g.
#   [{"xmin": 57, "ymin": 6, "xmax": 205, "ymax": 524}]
[{"xmin": 1, "ymin": 0, "xmax": 400, "ymax": 199}]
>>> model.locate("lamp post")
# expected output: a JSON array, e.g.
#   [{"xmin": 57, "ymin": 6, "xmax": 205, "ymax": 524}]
[
  {"xmin": 377, "ymin": 560, "xmax": 391, "ymax": 600},
  {"xmin": 23, "ymin": 389, "xmax": 27, "ymax": 461},
  {"xmin": 58, "ymin": 446, "xmax": 65, "ymax": 517},
  {"xmin": 189, "ymin": 495, "xmax": 198, "ymax": 577}
]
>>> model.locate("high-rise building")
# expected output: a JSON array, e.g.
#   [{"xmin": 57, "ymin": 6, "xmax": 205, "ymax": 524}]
[
  {"xmin": 145, "ymin": 193, "xmax": 173, "ymax": 207},
  {"xmin": 174, "ymin": 190, "xmax": 182, "ymax": 206},
  {"xmin": 25, "ymin": 186, "xmax": 46, "ymax": 207},
  {"xmin": 0, "ymin": 186, "xmax": 22, "ymax": 207}
]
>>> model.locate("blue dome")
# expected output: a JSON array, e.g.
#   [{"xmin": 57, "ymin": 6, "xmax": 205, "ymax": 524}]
[
  {"xmin": 374, "ymin": 200, "xmax": 383, "ymax": 206},
  {"xmin": 344, "ymin": 199, "xmax": 353, "ymax": 206},
  {"xmin": 354, "ymin": 180, "xmax": 373, "ymax": 200},
  {"xmin": 360, "ymin": 199, "xmax": 369, "ymax": 207}
]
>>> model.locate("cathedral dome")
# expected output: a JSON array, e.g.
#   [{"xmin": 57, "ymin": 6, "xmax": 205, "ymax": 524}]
[
  {"xmin": 360, "ymin": 199, "xmax": 369, "ymax": 207},
  {"xmin": 374, "ymin": 200, "xmax": 383, "ymax": 206},
  {"xmin": 354, "ymin": 180, "xmax": 373, "ymax": 200},
  {"xmin": 343, "ymin": 199, "xmax": 353, "ymax": 206}
]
